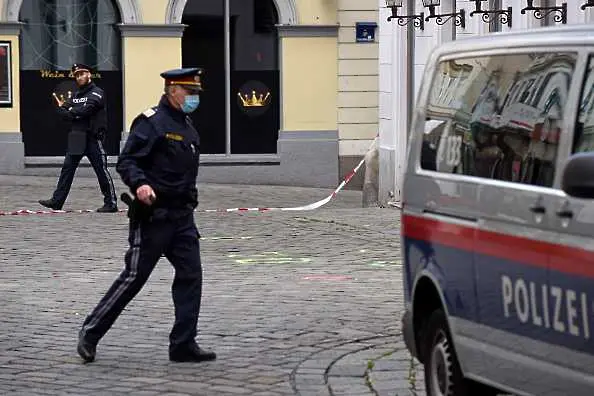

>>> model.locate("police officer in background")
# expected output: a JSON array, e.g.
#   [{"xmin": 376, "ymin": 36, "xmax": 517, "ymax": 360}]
[
  {"xmin": 77, "ymin": 67, "xmax": 216, "ymax": 364},
  {"xmin": 39, "ymin": 63, "xmax": 118, "ymax": 212}
]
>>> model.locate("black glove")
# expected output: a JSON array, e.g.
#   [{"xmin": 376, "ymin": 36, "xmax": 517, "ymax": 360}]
[{"xmin": 121, "ymin": 192, "xmax": 154, "ymax": 221}]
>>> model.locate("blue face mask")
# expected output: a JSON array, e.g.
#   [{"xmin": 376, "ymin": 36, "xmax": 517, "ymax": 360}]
[{"xmin": 181, "ymin": 95, "xmax": 200, "ymax": 113}]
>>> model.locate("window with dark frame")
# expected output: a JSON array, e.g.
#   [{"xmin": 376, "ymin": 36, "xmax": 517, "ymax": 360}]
[{"xmin": 0, "ymin": 42, "xmax": 12, "ymax": 106}]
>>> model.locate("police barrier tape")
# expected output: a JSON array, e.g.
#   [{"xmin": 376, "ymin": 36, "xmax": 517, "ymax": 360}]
[{"xmin": 0, "ymin": 139, "xmax": 374, "ymax": 217}]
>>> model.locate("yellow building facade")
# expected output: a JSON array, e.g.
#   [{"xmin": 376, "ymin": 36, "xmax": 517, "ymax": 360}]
[{"xmin": 0, "ymin": 0, "xmax": 378, "ymax": 188}]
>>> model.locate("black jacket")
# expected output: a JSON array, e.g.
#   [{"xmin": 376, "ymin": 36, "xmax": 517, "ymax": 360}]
[
  {"xmin": 116, "ymin": 95, "xmax": 200, "ymax": 214},
  {"xmin": 58, "ymin": 82, "xmax": 107, "ymax": 139}
]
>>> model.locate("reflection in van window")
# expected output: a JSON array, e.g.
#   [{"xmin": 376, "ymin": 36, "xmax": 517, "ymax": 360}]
[
  {"xmin": 575, "ymin": 57, "xmax": 594, "ymax": 153},
  {"xmin": 421, "ymin": 53, "xmax": 577, "ymax": 188}
]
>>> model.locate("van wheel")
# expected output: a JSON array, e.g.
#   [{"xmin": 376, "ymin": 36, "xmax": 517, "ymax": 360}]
[{"xmin": 423, "ymin": 309, "xmax": 467, "ymax": 396}]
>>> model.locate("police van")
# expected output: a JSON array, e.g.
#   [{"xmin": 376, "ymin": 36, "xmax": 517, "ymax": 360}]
[{"xmin": 401, "ymin": 25, "xmax": 594, "ymax": 396}]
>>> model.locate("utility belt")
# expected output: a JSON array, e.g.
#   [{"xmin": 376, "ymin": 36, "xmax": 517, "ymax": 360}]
[
  {"xmin": 67, "ymin": 127, "xmax": 106, "ymax": 155},
  {"xmin": 121, "ymin": 191, "xmax": 194, "ymax": 223},
  {"xmin": 67, "ymin": 129, "xmax": 89, "ymax": 155}
]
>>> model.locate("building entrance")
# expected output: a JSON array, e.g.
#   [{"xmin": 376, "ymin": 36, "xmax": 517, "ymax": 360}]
[{"xmin": 181, "ymin": 0, "xmax": 280, "ymax": 155}]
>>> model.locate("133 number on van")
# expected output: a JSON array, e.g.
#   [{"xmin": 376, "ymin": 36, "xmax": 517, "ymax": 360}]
[{"xmin": 436, "ymin": 130, "xmax": 462, "ymax": 168}]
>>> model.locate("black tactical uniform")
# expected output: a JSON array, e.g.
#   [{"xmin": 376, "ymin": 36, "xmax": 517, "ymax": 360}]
[
  {"xmin": 77, "ymin": 68, "xmax": 216, "ymax": 364},
  {"xmin": 39, "ymin": 63, "xmax": 117, "ymax": 212}
]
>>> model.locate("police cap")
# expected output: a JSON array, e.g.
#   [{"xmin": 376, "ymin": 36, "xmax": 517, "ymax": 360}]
[
  {"xmin": 71, "ymin": 63, "xmax": 92, "ymax": 75},
  {"xmin": 161, "ymin": 67, "xmax": 204, "ymax": 92}
]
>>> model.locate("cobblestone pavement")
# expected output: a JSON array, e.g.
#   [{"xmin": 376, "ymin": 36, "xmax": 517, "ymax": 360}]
[{"xmin": 0, "ymin": 175, "xmax": 425, "ymax": 396}]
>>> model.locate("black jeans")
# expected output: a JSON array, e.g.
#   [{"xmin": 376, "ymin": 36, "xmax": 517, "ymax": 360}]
[
  {"xmin": 80, "ymin": 214, "xmax": 203, "ymax": 352},
  {"xmin": 52, "ymin": 138, "xmax": 117, "ymax": 209}
]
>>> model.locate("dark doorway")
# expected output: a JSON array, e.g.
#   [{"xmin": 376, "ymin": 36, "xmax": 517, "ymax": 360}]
[
  {"xmin": 230, "ymin": 0, "xmax": 279, "ymax": 154},
  {"xmin": 182, "ymin": 13, "xmax": 225, "ymax": 154},
  {"xmin": 181, "ymin": 0, "xmax": 280, "ymax": 155},
  {"xmin": 19, "ymin": 0, "xmax": 123, "ymax": 156}
]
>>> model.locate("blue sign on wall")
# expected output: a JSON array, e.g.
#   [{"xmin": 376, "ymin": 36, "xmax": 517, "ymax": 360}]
[{"xmin": 356, "ymin": 22, "xmax": 377, "ymax": 43}]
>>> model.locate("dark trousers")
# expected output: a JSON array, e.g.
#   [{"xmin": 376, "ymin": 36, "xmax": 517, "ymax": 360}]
[
  {"xmin": 80, "ymin": 214, "xmax": 203, "ymax": 352},
  {"xmin": 52, "ymin": 139, "xmax": 117, "ymax": 209}
]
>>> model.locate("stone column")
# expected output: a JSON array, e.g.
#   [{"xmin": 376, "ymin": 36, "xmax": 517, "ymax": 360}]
[
  {"xmin": 390, "ymin": 7, "xmax": 412, "ymax": 203},
  {"xmin": 379, "ymin": 0, "xmax": 414, "ymax": 204},
  {"xmin": 378, "ymin": 0, "xmax": 394, "ymax": 203}
]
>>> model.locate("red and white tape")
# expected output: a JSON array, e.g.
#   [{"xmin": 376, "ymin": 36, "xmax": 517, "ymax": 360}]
[
  {"xmin": 202, "ymin": 155, "xmax": 366, "ymax": 213},
  {"xmin": 0, "ymin": 139, "xmax": 373, "ymax": 217}
]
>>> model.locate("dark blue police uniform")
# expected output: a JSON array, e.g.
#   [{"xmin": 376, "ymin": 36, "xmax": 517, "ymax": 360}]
[
  {"xmin": 39, "ymin": 63, "xmax": 117, "ymax": 212},
  {"xmin": 77, "ymin": 68, "xmax": 216, "ymax": 363}
]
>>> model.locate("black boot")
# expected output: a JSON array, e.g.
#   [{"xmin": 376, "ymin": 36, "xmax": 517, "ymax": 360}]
[
  {"xmin": 169, "ymin": 344, "xmax": 216, "ymax": 362},
  {"xmin": 77, "ymin": 332, "xmax": 96, "ymax": 363},
  {"xmin": 96, "ymin": 205, "xmax": 118, "ymax": 213},
  {"xmin": 38, "ymin": 199, "xmax": 61, "ymax": 210}
]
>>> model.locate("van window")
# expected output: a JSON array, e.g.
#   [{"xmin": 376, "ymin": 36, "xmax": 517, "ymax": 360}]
[
  {"xmin": 421, "ymin": 52, "xmax": 577, "ymax": 188},
  {"xmin": 574, "ymin": 56, "xmax": 594, "ymax": 153}
]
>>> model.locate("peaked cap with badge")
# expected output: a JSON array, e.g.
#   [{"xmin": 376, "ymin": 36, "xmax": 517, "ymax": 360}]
[
  {"xmin": 160, "ymin": 67, "xmax": 204, "ymax": 92},
  {"xmin": 71, "ymin": 63, "xmax": 92, "ymax": 75}
]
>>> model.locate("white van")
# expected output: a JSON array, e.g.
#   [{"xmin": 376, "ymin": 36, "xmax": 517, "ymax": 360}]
[{"xmin": 401, "ymin": 25, "xmax": 594, "ymax": 396}]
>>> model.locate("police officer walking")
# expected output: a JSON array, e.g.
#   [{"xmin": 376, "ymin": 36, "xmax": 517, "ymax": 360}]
[
  {"xmin": 76, "ymin": 67, "xmax": 216, "ymax": 364},
  {"xmin": 39, "ymin": 63, "xmax": 118, "ymax": 212}
]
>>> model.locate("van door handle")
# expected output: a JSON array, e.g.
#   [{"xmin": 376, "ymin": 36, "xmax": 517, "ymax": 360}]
[
  {"xmin": 556, "ymin": 208, "xmax": 573, "ymax": 219},
  {"xmin": 556, "ymin": 201, "xmax": 573, "ymax": 219},
  {"xmin": 529, "ymin": 203, "xmax": 546, "ymax": 214}
]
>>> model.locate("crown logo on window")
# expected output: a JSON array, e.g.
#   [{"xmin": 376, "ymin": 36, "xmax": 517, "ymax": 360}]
[{"xmin": 237, "ymin": 90, "xmax": 270, "ymax": 107}]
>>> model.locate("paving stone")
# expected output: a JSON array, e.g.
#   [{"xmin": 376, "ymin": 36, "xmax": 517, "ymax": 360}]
[
  {"xmin": 249, "ymin": 392, "xmax": 284, "ymax": 396},
  {"xmin": 209, "ymin": 385, "xmax": 253, "ymax": 394},
  {"xmin": 150, "ymin": 393, "xmax": 192, "ymax": 396},
  {"xmin": 329, "ymin": 383, "xmax": 373, "ymax": 394},
  {"xmin": 248, "ymin": 376, "xmax": 285, "ymax": 385},
  {"xmin": 328, "ymin": 363, "xmax": 366, "ymax": 377}
]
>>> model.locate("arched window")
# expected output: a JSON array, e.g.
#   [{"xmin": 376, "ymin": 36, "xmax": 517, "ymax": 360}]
[{"xmin": 19, "ymin": 0, "xmax": 121, "ymax": 71}]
